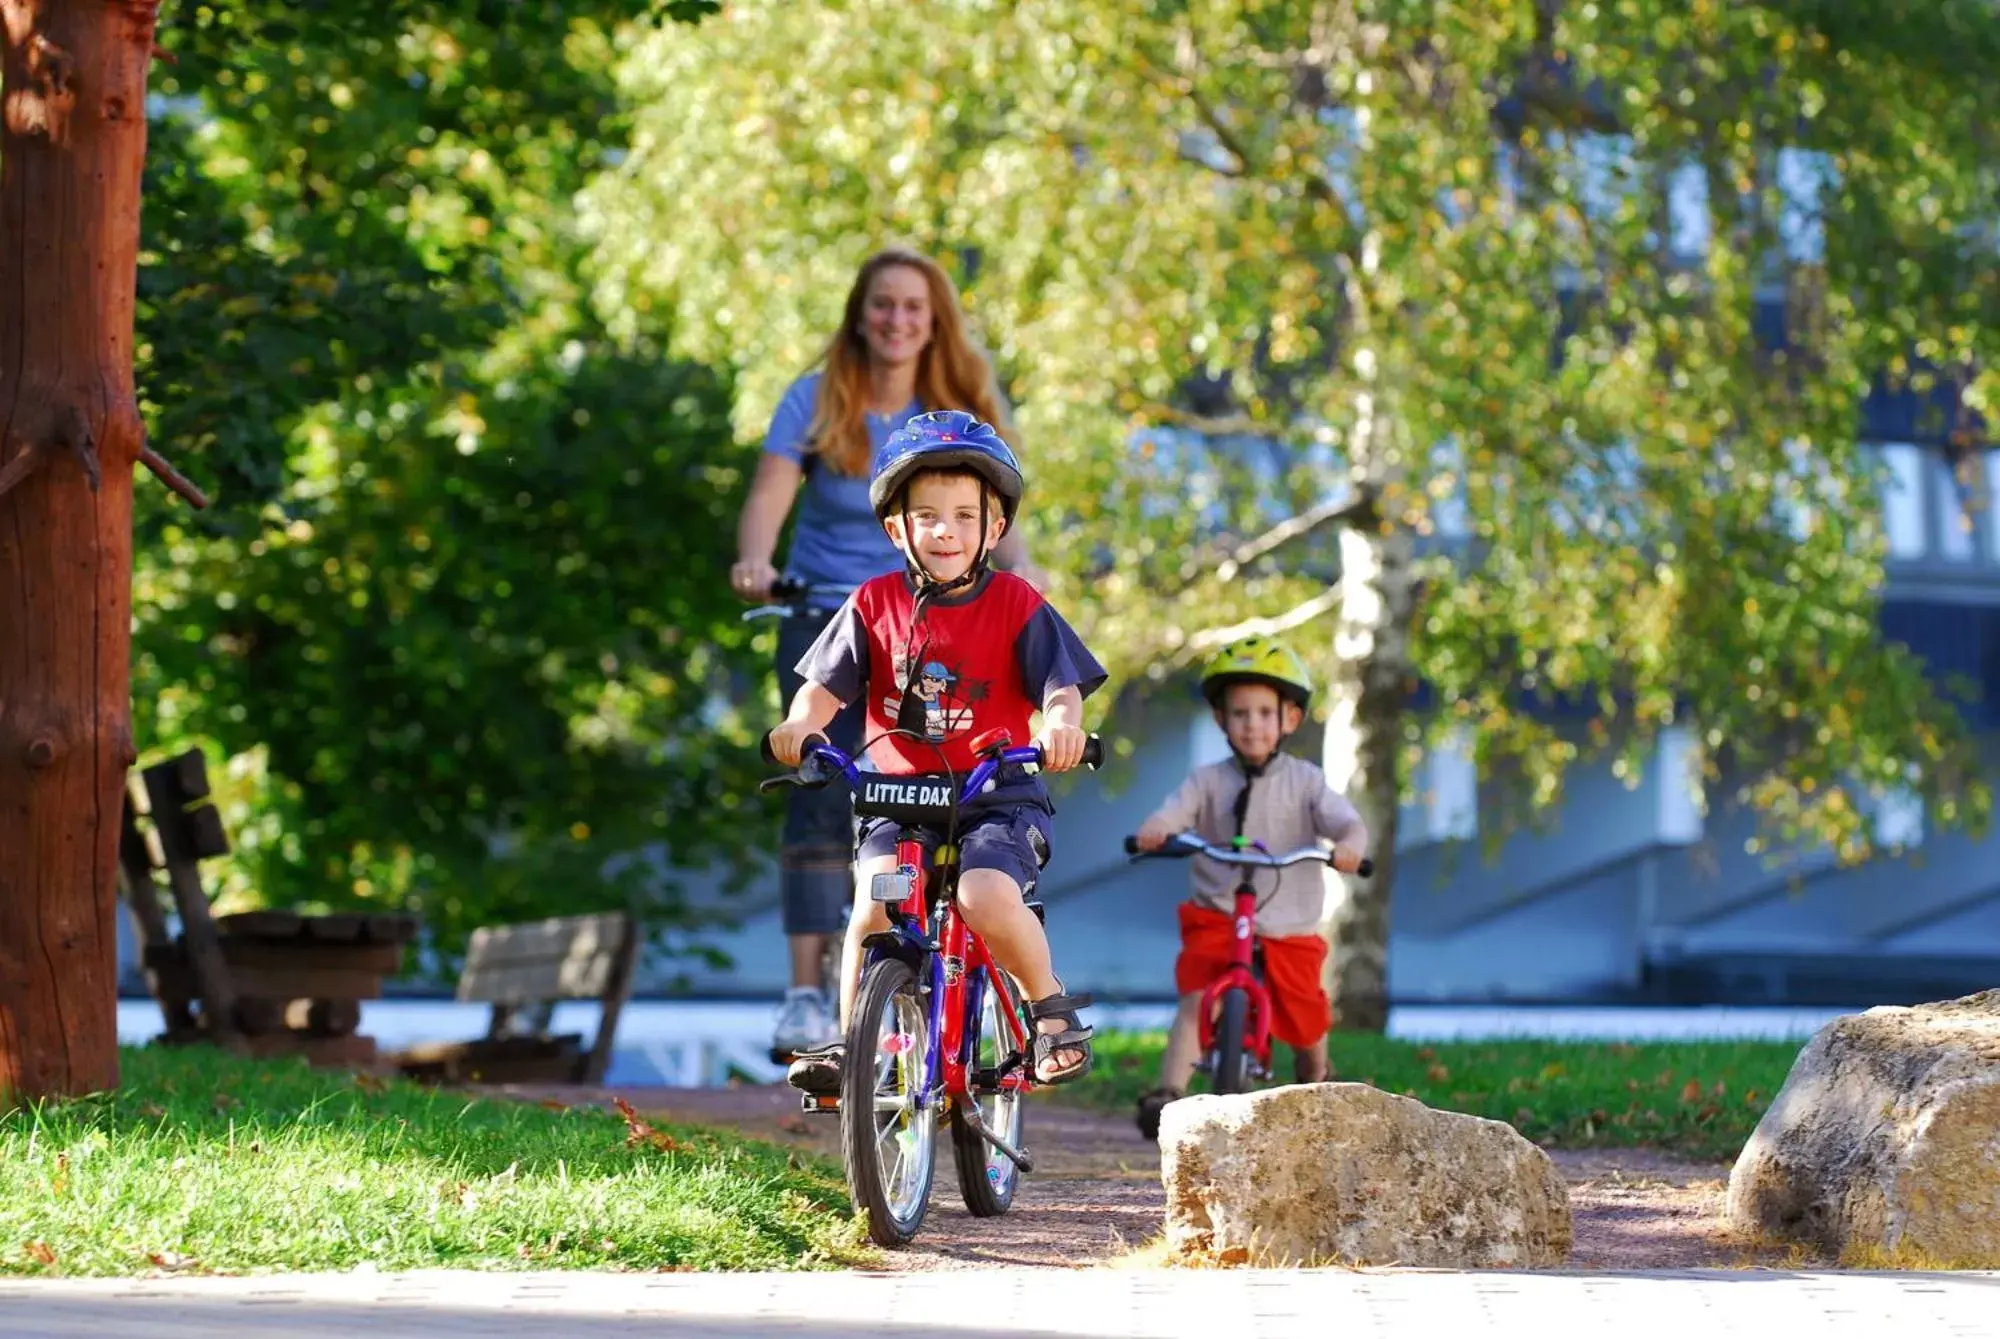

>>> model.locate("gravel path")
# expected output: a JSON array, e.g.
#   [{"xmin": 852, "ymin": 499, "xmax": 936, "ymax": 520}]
[{"xmin": 501, "ymin": 1083, "xmax": 1816, "ymax": 1271}]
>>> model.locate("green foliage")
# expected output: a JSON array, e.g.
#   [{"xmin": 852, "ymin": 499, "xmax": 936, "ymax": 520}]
[
  {"xmin": 0, "ymin": 1047, "xmax": 859, "ymax": 1276},
  {"xmin": 588, "ymin": 0, "xmax": 1996, "ymax": 861},
  {"xmin": 132, "ymin": 2, "xmax": 773, "ymax": 946},
  {"xmin": 1068, "ymin": 1030, "xmax": 1802, "ymax": 1159}
]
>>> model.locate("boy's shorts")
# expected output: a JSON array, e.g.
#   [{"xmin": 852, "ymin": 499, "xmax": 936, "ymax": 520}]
[
  {"xmin": 854, "ymin": 803, "xmax": 1053, "ymax": 897},
  {"xmin": 1174, "ymin": 901, "xmax": 1330, "ymax": 1049}
]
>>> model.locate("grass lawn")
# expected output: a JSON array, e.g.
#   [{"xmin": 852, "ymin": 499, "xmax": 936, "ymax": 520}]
[
  {"xmin": 1, "ymin": 1046, "xmax": 864, "ymax": 1278},
  {"xmin": 1062, "ymin": 1029, "xmax": 1807, "ymax": 1160}
]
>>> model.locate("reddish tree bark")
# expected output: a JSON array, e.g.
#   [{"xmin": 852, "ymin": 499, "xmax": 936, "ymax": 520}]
[{"xmin": 0, "ymin": 0, "xmax": 193, "ymax": 1104}]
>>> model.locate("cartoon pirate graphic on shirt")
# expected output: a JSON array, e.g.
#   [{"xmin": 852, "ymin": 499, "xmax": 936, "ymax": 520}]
[
  {"xmin": 911, "ymin": 660, "xmax": 954, "ymax": 741},
  {"xmin": 883, "ymin": 644, "xmax": 986, "ymax": 743}
]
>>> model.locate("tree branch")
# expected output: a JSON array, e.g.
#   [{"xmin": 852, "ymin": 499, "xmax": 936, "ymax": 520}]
[
  {"xmin": 0, "ymin": 440, "xmax": 46, "ymax": 502},
  {"xmin": 1178, "ymin": 492, "xmax": 1372, "ymax": 587},
  {"xmin": 1172, "ymin": 583, "xmax": 1344, "ymax": 666},
  {"xmin": 138, "ymin": 444, "xmax": 209, "ymax": 509},
  {"xmin": 1128, "ymin": 37, "xmax": 1354, "ymax": 250}
]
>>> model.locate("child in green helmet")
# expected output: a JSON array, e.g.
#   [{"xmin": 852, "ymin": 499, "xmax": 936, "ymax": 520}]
[{"xmin": 1129, "ymin": 634, "xmax": 1370, "ymax": 1139}]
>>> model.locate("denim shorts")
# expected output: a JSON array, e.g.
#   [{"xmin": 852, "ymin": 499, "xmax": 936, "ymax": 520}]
[
  {"xmin": 855, "ymin": 802, "xmax": 1054, "ymax": 898},
  {"xmin": 775, "ymin": 606, "xmax": 864, "ymax": 935}
]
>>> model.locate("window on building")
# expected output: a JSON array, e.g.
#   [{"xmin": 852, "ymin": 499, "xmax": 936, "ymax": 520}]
[
  {"xmin": 1872, "ymin": 786, "xmax": 1925, "ymax": 851},
  {"xmin": 1990, "ymin": 452, "xmax": 2000, "ymax": 565},
  {"xmin": 1934, "ymin": 454, "xmax": 1976, "ymax": 562},
  {"xmin": 1653, "ymin": 727, "xmax": 1704, "ymax": 845},
  {"xmin": 1878, "ymin": 443, "xmax": 1927, "ymax": 560}
]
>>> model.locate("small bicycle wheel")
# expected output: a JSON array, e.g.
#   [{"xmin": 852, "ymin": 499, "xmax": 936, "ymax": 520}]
[
  {"xmin": 1210, "ymin": 988, "xmax": 1252, "ymax": 1095},
  {"xmin": 951, "ymin": 967, "xmax": 1026, "ymax": 1216},
  {"xmin": 841, "ymin": 956, "xmax": 937, "ymax": 1246}
]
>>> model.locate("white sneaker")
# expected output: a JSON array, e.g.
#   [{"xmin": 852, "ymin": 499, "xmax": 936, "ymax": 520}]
[{"xmin": 771, "ymin": 987, "xmax": 835, "ymax": 1060}]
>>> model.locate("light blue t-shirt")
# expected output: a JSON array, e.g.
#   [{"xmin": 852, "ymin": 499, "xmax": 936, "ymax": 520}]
[{"xmin": 763, "ymin": 372, "xmax": 918, "ymax": 596}]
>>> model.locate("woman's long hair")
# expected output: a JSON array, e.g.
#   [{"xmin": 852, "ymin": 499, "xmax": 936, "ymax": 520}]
[{"xmin": 804, "ymin": 247, "xmax": 1015, "ymax": 477}]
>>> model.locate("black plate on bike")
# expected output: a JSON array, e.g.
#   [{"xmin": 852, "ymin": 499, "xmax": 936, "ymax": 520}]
[{"xmin": 852, "ymin": 773, "xmax": 960, "ymax": 824}]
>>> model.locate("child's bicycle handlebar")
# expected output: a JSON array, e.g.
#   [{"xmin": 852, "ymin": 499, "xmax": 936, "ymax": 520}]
[
  {"xmin": 761, "ymin": 730, "xmax": 1106, "ymax": 801},
  {"xmin": 1123, "ymin": 831, "xmax": 1374, "ymax": 879}
]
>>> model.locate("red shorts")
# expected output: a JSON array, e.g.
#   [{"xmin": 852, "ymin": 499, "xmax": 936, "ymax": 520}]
[{"xmin": 1173, "ymin": 902, "xmax": 1330, "ymax": 1049}]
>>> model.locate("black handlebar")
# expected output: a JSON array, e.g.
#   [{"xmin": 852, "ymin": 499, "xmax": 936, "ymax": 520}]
[{"xmin": 1123, "ymin": 833, "xmax": 1372, "ymax": 879}]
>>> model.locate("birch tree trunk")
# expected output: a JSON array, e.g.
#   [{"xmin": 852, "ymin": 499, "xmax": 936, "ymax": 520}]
[{"xmin": 1320, "ymin": 520, "xmax": 1416, "ymax": 1032}]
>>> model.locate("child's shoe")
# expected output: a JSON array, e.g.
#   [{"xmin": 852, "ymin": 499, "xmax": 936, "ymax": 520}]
[{"xmin": 1134, "ymin": 1086, "xmax": 1183, "ymax": 1141}]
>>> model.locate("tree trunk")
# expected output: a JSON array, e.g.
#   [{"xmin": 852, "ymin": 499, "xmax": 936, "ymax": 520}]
[
  {"xmin": 1319, "ymin": 521, "xmax": 1415, "ymax": 1032},
  {"xmin": 0, "ymin": 0, "xmax": 162, "ymax": 1103}
]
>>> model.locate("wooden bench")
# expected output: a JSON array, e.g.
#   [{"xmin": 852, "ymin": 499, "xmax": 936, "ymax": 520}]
[
  {"xmin": 390, "ymin": 910, "xmax": 639, "ymax": 1086},
  {"xmin": 120, "ymin": 748, "xmax": 416, "ymax": 1068}
]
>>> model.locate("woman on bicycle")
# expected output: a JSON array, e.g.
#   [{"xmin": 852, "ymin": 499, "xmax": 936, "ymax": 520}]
[
  {"xmin": 1129, "ymin": 635, "xmax": 1370, "ymax": 1135},
  {"xmin": 729, "ymin": 247, "xmax": 1046, "ymax": 1061}
]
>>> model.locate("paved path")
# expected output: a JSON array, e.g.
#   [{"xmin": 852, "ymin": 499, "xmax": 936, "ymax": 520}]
[{"xmin": 4, "ymin": 1267, "xmax": 1999, "ymax": 1338}]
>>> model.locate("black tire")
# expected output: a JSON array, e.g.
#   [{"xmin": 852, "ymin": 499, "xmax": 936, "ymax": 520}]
[
  {"xmin": 952, "ymin": 969, "xmax": 1026, "ymax": 1216},
  {"xmin": 1210, "ymin": 988, "xmax": 1252, "ymax": 1095},
  {"xmin": 841, "ymin": 956, "xmax": 937, "ymax": 1247}
]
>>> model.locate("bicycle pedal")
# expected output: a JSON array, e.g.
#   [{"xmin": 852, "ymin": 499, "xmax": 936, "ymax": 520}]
[{"xmin": 800, "ymin": 1094, "xmax": 840, "ymax": 1115}]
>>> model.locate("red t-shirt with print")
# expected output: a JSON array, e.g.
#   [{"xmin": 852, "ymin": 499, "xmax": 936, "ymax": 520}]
[{"xmin": 795, "ymin": 570, "xmax": 1106, "ymax": 776}]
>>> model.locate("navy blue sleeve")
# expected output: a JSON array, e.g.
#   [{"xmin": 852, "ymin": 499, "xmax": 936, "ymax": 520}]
[
  {"xmin": 793, "ymin": 595, "xmax": 870, "ymax": 706},
  {"xmin": 1015, "ymin": 603, "xmax": 1109, "ymax": 705}
]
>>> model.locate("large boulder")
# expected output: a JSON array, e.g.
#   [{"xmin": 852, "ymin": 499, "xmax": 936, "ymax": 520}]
[
  {"xmin": 1159, "ymin": 1083, "xmax": 1571, "ymax": 1268},
  {"xmin": 1725, "ymin": 989, "xmax": 2000, "ymax": 1266}
]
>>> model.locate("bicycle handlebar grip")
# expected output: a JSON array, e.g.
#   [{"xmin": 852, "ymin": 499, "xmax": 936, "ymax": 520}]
[
  {"xmin": 768, "ymin": 576, "xmax": 806, "ymax": 601},
  {"xmin": 1356, "ymin": 857, "xmax": 1374, "ymax": 879},
  {"xmin": 1123, "ymin": 835, "xmax": 1140, "ymax": 856},
  {"xmin": 1082, "ymin": 734, "xmax": 1104, "ymax": 770},
  {"xmin": 758, "ymin": 731, "xmax": 778, "ymax": 765}
]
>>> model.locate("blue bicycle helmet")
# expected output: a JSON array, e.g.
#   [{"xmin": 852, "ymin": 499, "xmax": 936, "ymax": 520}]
[{"xmin": 869, "ymin": 410, "xmax": 1024, "ymax": 523}]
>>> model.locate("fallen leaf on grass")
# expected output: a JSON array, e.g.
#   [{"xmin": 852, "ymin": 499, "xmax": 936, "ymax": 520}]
[
  {"xmin": 138, "ymin": 1102, "xmax": 166, "ymax": 1119},
  {"xmin": 1680, "ymin": 1079, "xmax": 1704, "ymax": 1104},
  {"xmin": 23, "ymin": 1241, "xmax": 56, "ymax": 1266},
  {"xmin": 776, "ymin": 1114, "xmax": 810, "ymax": 1135},
  {"xmin": 50, "ymin": 1153, "xmax": 68, "ymax": 1198},
  {"xmin": 611, "ymin": 1097, "xmax": 684, "ymax": 1153},
  {"xmin": 352, "ymin": 1072, "xmax": 389, "ymax": 1094},
  {"xmin": 537, "ymin": 1098, "xmax": 569, "ymax": 1113},
  {"xmin": 148, "ymin": 1250, "xmax": 198, "ymax": 1272}
]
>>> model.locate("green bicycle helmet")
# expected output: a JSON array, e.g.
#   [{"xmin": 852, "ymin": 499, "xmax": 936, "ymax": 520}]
[{"xmin": 1198, "ymin": 634, "xmax": 1314, "ymax": 711}]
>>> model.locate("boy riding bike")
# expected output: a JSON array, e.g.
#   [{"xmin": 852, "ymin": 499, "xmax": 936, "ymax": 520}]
[
  {"xmin": 1129, "ymin": 634, "xmax": 1370, "ymax": 1137},
  {"xmin": 766, "ymin": 410, "xmax": 1107, "ymax": 1094}
]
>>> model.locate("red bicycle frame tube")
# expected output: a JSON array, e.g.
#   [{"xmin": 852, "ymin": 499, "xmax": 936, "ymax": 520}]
[
  {"xmin": 1194, "ymin": 883, "xmax": 1275, "ymax": 1065},
  {"xmin": 893, "ymin": 834, "xmax": 1034, "ymax": 1101}
]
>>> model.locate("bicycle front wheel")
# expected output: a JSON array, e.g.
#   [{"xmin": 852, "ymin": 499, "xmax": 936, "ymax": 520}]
[
  {"xmin": 951, "ymin": 968, "xmax": 1026, "ymax": 1216},
  {"xmin": 1210, "ymin": 988, "xmax": 1252, "ymax": 1095},
  {"xmin": 842, "ymin": 956, "xmax": 937, "ymax": 1246}
]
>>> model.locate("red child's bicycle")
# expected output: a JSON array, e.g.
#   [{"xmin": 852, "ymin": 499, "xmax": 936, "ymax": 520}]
[
  {"xmin": 763, "ymin": 728, "xmax": 1105, "ymax": 1247},
  {"xmin": 1124, "ymin": 833, "xmax": 1373, "ymax": 1116}
]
